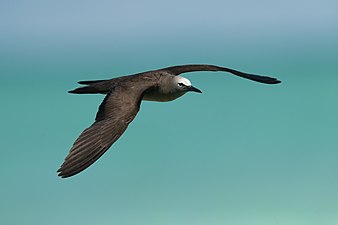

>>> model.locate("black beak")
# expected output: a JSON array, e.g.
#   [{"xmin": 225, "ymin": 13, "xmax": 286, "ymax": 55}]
[{"xmin": 187, "ymin": 86, "xmax": 202, "ymax": 93}]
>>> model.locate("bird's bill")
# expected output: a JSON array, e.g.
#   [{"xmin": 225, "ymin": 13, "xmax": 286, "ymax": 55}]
[{"xmin": 187, "ymin": 86, "xmax": 202, "ymax": 93}]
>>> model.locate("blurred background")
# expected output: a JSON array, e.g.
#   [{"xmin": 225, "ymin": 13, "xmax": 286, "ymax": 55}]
[{"xmin": 1, "ymin": 0, "xmax": 337, "ymax": 224}]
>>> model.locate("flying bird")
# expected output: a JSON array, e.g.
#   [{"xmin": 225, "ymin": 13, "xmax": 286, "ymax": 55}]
[{"xmin": 57, "ymin": 64, "xmax": 281, "ymax": 178}]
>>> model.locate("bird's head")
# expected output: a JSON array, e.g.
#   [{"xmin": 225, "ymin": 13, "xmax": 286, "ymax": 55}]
[{"xmin": 173, "ymin": 76, "xmax": 202, "ymax": 94}]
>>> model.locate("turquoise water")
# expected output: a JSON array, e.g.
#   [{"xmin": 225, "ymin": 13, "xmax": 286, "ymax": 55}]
[{"xmin": 1, "ymin": 1, "xmax": 338, "ymax": 225}]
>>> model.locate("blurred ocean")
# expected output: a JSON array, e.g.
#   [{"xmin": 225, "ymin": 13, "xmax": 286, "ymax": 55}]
[{"xmin": 1, "ymin": 1, "xmax": 337, "ymax": 225}]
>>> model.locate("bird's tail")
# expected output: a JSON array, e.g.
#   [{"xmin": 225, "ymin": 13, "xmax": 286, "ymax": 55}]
[{"xmin": 69, "ymin": 79, "xmax": 111, "ymax": 94}]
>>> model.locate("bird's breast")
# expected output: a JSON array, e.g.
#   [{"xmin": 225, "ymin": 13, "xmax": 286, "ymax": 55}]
[{"xmin": 142, "ymin": 89, "xmax": 185, "ymax": 102}]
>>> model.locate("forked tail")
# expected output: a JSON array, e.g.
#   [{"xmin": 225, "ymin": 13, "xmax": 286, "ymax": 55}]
[{"xmin": 69, "ymin": 79, "xmax": 111, "ymax": 94}]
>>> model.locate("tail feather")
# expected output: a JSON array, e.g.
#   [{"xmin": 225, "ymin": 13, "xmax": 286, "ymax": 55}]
[
  {"xmin": 68, "ymin": 86, "xmax": 104, "ymax": 94},
  {"xmin": 69, "ymin": 79, "xmax": 111, "ymax": 94},
  {"xmin": 78, "ymin": 79, "xmax": 107, "ymax": 85}
]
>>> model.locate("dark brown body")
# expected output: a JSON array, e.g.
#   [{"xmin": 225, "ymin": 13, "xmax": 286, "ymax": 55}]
[{"xmin": 58, "ymin": 64, "xmax": 281, "ymax": 178}]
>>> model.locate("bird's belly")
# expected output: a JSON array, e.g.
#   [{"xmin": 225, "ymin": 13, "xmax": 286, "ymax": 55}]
[{"xmin": 143, "ymin": 91, "xmax": 185, "ymax": 102}]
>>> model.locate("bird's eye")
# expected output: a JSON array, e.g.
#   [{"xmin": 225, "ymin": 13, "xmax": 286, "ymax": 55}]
[{"xmin": 178, "ymin": 82, "xmax": 185, "ymax": 87}]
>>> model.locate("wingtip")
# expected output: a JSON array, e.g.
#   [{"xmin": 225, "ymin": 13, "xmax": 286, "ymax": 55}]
[
  {"xmin": 258, "ymin": 76, "xmax": 281, "ymax": 84},
  {"xmin": 57, "ymin": 170, "xmax": 70, "ymax": 179},
  {"xmin": 58, "ymin": 174, "xmax": 69, "ymax": 179},
  {"xmin": 57, "ymin": 168, "xmax": 64, "ymax": 178},
  {"xmin": 271, "ymin": 79, "xmax": 282, "ymax": 84},
  {"xmin": 57, "ymin": 166, "xmax": 69, "ymax": 178}
]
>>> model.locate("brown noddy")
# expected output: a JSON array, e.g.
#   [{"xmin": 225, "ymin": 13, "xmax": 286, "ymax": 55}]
[{"xmin": 57, "ymin": 64, "xmax": 281, "ymax": 178}]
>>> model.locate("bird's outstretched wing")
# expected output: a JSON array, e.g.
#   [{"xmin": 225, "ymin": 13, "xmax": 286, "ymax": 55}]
[
  {"xmin": 162, "ymin": 64, "xmax": 281, "ymax": 84},
  {"xmin": 58, "ymin": 82, "xmax": 151, "ymax": 178}
]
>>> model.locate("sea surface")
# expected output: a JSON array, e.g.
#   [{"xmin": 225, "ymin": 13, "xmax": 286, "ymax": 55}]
[{"xmin": 1, "ymin": 1, "xmax": 338, "ymax": 225}]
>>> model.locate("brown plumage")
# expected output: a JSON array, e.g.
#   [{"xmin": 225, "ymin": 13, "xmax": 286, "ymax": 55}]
[{"xmin": 57, "ymin": 64, "xmax": 281, "ymax": 178}]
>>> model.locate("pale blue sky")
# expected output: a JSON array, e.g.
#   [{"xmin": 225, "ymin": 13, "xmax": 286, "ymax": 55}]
[{"xmin": 1, "ymin": 1, "xmax": 338, "ymax": 225}]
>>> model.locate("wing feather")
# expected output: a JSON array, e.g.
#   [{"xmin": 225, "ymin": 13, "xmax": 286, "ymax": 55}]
[
  {"xmin": 162, "ymin": 64, "xmax": 281, "ymax": 84},
  {"xmin": 58, "ymin": 80, "xmax": 155, "ymax": 178}
]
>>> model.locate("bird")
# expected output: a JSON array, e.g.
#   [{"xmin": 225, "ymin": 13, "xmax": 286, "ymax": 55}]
[{"xmin": 57, "ymin": 64, "xmax": 281, "ymax": 178}]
